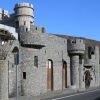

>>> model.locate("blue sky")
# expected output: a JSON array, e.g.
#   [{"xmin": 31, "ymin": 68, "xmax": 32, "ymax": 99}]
[{"xmin": 1, "ymin": 0, "xmax": 100, "ymax": 40}]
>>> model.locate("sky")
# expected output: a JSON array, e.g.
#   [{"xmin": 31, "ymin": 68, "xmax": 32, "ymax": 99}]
[{"xmin": 1, "ymin": 0, "xmax": 100, "ymax": 41}]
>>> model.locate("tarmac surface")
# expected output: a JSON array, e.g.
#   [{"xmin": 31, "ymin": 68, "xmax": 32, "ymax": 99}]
[
  {"xmin": 43, "ymin": 88, "xmax": 100, "ymax": 100},
  {"xmin": 9, "ymin": 87, "xmax": 100, "ymax": 100}
]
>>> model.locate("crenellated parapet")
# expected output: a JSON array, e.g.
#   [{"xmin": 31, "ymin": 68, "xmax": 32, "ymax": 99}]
[
  {"xmin": 30, "ymin": 25, "xmax": 46, "ymax": 33},
  {"xmin": 68, "ymin": 39, "xmax": 85, "ymax": 55},
  {"xmin": 19, "ymin": 26, "xmax": 45, "ymax": 48},
  {"xmin": 0, "ymin": 8, "xmax": 9, "ymax": 20},
  {"xmin": 15, "ymin": 2, "xmax": 33, "ymax": 9},
  {"xmin": 14, "ymin": 3, "xmax": 33, "ymax": 18}
]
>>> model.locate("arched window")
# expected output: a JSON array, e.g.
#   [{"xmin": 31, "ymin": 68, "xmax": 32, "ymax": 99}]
[{"xmin": 12, "ymin": 47, "xmax": 19, "ymax": 65}]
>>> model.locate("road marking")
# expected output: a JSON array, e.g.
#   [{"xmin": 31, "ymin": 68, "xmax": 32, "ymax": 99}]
[{"xmin": 51, "ymin": 89, "xmax": 100, "ymax": 100}]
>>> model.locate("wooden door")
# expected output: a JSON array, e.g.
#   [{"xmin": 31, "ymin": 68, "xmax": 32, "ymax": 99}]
[
  {"xmin": 62, "ymin": 61, "xmax": 67, "ymax": 89},
  {"xmin": 47, "ymin": 60, "xmax": 53, "ymax": 91}
]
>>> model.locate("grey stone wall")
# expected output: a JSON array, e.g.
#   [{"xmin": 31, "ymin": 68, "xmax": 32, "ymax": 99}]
[
  {"xmin": 0, "ymin": 60, "xmax": 8, "ymax": 100},
  {"xmin": 0, "ymin": 2, "xmax": 100, "ymax": 99},
  {"xmin": 5, "ymin": 40, "xmax": 21, "ymax": 97},
  {"xmin": 94, "ymin": 46, "xmax": 99, "ymax": 86},
  {"xmin": 0, "ymin": 29, "xmax": 99, "ymax": 98},
  {"xmin": 20, "ymin": 47, "xmax": 40, "ymax": 96},
  {"xmin": 20, "ymin": 32, "xmax": 70, "ymax": 96},
  {"xmin": 79, "ymin": 59, "xmax": 85, "ymax": 89},
  {"xmin": 84, "ymin": 44, "xmax": 100, "ymax": 88}
]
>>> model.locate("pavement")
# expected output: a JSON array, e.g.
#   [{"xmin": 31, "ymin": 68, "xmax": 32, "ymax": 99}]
[{"xmin": 9, "ymin": 87, "xmax": 100, "ymax": 100}]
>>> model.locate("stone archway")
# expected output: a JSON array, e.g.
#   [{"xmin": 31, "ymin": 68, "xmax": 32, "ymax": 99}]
[
  {"xmin": 8, "ymin": 46, "xmax": 19, "ymax": 97},
  {"xmin": 84, "ymin": 70, "xmax": 92, "ymax": 89},
  {"xmin": 62, "ymin": 60, "xmax": 67, "ymax": 89}
]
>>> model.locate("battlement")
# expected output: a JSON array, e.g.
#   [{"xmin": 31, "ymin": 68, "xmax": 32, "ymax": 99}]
[
  {"xmin": 30, "ymin": 25, "xmax": 46, "ymax": 33},
  {"xmin": 14, "ymin": 2, "xmax": 34, "ymax": 30},
  {"xmin": 15, "ymin": 2, "xmax": 33, "ymax": 9},
  {"xmin": 68, "ymin": 39, "xmax": 85, "ymax": 55},
  {"xmin": 18, "ymin": 25, "xmax": 45, "ymax": 48},
  {"xmin": 3, "ymin": 10, "xmax": 9, "ymax": 16},
  {"xmin": 0, "ymin": 8, "xmax": 9, "ymax": 20}
]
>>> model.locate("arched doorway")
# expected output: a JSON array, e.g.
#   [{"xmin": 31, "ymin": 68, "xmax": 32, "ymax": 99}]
[
  {"xmin": 62, "ymin": 60, "xmax": 67, "ymax": 89},
  {"xmin": 47, "ymin": 59, "xmax": 53, "ymax": 91},
  {"xmin": 84, "ymin": 70, "xmax": 92, "ymax": 89},
  {"xmin": 8, "ymin": 46, "xmax": 19, "ymax": 97}
]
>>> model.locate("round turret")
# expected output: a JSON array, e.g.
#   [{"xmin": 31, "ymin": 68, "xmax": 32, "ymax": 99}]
[
  {"xmin": 14, "ymin": 2, "xmax": 34, "ymax": 31},
  {"xmin": 68, "ymin": 39, "xmax": 85, "ymax": 55}
]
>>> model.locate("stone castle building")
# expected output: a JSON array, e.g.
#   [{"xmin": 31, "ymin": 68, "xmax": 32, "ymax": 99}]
[{"xmin": 0, "ymin": 2, "xmax": 100, "ymax": 100}]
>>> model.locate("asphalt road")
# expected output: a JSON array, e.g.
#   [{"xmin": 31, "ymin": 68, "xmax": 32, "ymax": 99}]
[{"xmin": 43, "ymin": 89, "xmax": 100, "ymax": 100}]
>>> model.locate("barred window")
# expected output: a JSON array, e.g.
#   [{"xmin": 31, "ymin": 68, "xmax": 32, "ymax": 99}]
[{"xmin": 34, "ymin": 56, "xmax": 38, "ymax": 67}]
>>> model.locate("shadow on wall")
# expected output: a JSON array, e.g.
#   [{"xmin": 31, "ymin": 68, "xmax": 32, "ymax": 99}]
[{"xmin": 95, "ymin": 97, "xmax": 100, "ymax": 100}]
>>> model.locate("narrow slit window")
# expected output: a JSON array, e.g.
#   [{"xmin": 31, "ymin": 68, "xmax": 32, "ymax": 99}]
[
  {"xmin": 23, "ymin": 72, "xmax": 26, "ymax": 79},
  {"xmin": 34, "ymin": 56, "xmax": 38, "ymax": 67},
  {"xmin": 24, "ymin": 21, "xmax": 26, "ymax": 25},
  {"xmin": 42, "ymin": 27, "xmax": 45, "ymax": 33},
  {"xmin": 15, "ymin": 21, "xmax": 19, "ymax": 28},
  {"xmin": 79, "ymin": 56, "xmax": 82, "ymax": 64},
  {"xmin": 88, "ymin": 47, "xmax": 92, "ymax": 59}
]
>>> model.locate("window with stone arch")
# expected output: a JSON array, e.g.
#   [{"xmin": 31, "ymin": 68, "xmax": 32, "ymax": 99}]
[{"xmin": 12, "ymin": 46, "xmax": 19, "ymax": 65}]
